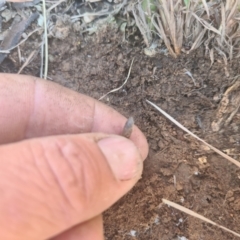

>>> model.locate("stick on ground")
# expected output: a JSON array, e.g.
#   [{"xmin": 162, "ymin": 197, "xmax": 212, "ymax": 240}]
[
  {"xmin": 162, "ymin": 198, "xmax": 240, "ymax": 238},
  {"xmin": 146, "ymin": 99, "xmax": 240, "ymax": 169}
]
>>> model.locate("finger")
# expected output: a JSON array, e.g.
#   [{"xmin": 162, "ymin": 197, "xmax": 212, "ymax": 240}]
[
  {"xmin": 0, "ymin": 73, "xmax": 148, "ymax": 159},
  {"xmin": 50, "ymin": 215, "xmax": 103, "ymax": 240},
  {"xmin": 0, "ymin": 133, "xmax": 142, "ymax": 240}
]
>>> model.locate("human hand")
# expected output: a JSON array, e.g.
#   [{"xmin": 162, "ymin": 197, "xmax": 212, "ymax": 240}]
[{"xmin": 0, "ymin": 74, "xmax": 148, "ymax": 240}]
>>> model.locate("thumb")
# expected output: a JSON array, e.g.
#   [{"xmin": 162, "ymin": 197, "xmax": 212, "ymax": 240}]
[{"xmin": 0, "ymin": 133, "xmax": 143, "ymax": 240}]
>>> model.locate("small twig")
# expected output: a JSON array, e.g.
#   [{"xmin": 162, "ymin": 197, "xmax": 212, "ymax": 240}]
[
  {"xmin": 17, "ymin": 49, "xmax": 38, "ymax": 74},
  {"xmin": 162, "ymin": 199, "xmax": 240, "ymax": 238},
  {"xmin": 98, "ymin": 58, "xmax": 135, "ymax": 101},
  {"xmin": 47, "ymin": 0, "xmax": 66, "ymax": 14},
  {"xmin": 201, "ymin": 0, "xmax": 210, "ymax": 18},
  {"xmin": 71, "ymin": 0, "xmax": 127, "ymax": 21},
  {"xmin": 0, "ymin": 13, "xmax": 39, "ymax": 63},
  {"xmin": 71, "ymin": 10, "xmax": 111, "ymax": 20},
  {"xmin": 17, "ymin": 46, "xmax": 21, "ymax": 64},
  {"xmin": 184, "ymin": 68, "xmax": 196, "ymax": 86},
  {"xmin": 40, "ymin": 42, "xmax": 44, "ymax": 78},
  {"xmin": 0, "ymin": 28, "xmax": 42, "ymax": 54},
  {"xmin": 146, "ymin": 100, "xmax": 240, "ymax": 169},
  {"xmin": 42, "ymin": 0, "xmax": 48, "ymax": 79}
]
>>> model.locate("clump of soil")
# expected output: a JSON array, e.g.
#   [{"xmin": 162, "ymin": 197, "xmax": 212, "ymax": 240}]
[{"xmin": 2, "ymin": 24, "xmax": 240, "ymax": 240}]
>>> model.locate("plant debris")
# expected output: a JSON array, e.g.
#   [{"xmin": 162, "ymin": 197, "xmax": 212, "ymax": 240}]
[
  {"xmin": 132, "ymin": 0, "xmax": 240, "ymax": 60},
  {"xmin": 0, "ymin": 12, "xmax": 38, "ymax": 64}
]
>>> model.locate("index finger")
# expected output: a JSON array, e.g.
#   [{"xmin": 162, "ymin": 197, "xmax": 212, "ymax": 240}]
[{"xmin": 0, "ymin": 74, "xmax": 148, "ymax": 159}]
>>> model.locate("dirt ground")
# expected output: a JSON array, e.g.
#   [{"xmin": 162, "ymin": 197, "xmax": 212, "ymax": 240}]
[{"xmin": 1, "ymin": 22, "xmax": 240, "ymax": 239}]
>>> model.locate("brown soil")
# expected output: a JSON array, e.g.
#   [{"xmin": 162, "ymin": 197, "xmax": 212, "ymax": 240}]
[{"xmin": 1, "ymin": 24, "xmax": 240, "ymax": 240}]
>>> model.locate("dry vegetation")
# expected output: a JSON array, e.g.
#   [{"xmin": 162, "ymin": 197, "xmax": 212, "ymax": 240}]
[{"xmin": 132, "ymin": 0, "xmax": 240, "ymax": 61}]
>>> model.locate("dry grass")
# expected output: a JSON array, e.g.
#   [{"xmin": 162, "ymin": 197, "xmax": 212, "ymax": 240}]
[
  {"xmin": 162, "ymin": 199, "xmax": 240, "ymax": 238},
  {"xmin": 132, "ymin": 1, "xmax": 154, "ymax": 47},
  {"xmin": 42, "ymin": 0, "xmax": 48, "ymax": 79},
  {"xmin": 99, "ymin": 58, "xmax": 135, "ymax": 100},
  {"xmin": 146, "ymin": 99, "xmax": 240, "ymax": 169},
  {"xmin": 132, "ymin": 0, "xmax": 240, "ymax": 59}
]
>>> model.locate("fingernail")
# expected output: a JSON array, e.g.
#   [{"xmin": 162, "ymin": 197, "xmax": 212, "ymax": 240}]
[{"xmin": 98, "ymin": 136, "xmax": 143, "ymax": 181}]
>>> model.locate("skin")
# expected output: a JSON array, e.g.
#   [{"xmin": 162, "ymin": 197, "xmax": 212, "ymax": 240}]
[{"xmin": 0, "ymin": 74, "xmax": 149, "ymax": 240}]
